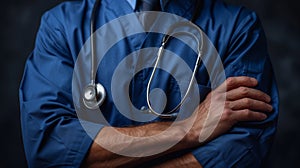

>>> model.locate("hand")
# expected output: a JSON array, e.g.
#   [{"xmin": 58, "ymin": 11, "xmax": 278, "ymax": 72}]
[
  {"xmin": 83, "ymin": 77, "xmax": 273, "ymax": 167},
  {"xmin": 185, "ymin": 76, "xmax": 273, "ymax": 145}
]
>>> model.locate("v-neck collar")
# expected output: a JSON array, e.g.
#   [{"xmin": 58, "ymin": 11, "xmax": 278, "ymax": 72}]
[{"xmin": 104, "ymin": 0, "xmax": 199, "ymax": 21}]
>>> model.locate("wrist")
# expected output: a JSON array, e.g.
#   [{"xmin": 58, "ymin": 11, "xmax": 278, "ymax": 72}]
[{"xmin": 178, "ymin": 117, "xmax": 202, "ymax": 148}]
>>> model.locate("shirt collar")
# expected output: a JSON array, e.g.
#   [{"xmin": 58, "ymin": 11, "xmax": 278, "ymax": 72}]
[{"xmin": 126, "ymin": 0, "xmax": 170, "ymax": 11}]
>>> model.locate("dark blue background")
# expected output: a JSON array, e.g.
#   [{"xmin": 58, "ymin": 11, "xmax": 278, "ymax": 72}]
[{"xmin": 0, "ymin": 0, "xmax": 299, "ymax": 167}]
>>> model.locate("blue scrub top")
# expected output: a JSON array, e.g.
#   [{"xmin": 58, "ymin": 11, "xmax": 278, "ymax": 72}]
[{"xmin": 19, "ymin": 0, "xmax": 279, "ymax": 167}]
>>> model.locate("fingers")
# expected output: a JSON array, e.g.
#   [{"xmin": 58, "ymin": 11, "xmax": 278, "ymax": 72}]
[
  {"xmin": 217, "ymin": 76, "xmax": 258, "ymax": 92},
  {"xmin": 204, "ymin": 76, "xmax": 273, "ymax": 127},
  {"xmin": 226, "ymin": 87, "xmax": 271, "ymax": 103},
  {"xmin": 231, "ymin": 109, "xmax": 268, "ymax": 122},
  {"xmin": 229, "ymin": 98, "xmax": 273, "ymax": 112}
]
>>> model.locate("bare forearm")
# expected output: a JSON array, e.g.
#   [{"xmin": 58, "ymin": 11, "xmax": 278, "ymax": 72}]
[
  {"xmin": 82, "ymin": 122, "xmax": 195, "ymax": 167},
  {"xmin": 152, "ymin": 153, "xmax": 203, "ymax": 168},
  {"xmin": 82, "ymin": 77, "xmax": 272, "ymax": 167}
]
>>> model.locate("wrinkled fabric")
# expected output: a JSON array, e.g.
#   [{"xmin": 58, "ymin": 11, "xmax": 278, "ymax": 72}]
[{"xmin": 19, "ymin": 0, "xmax": 279, "ymax": 167}]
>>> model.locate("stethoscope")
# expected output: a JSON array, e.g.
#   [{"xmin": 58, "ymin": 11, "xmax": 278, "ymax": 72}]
[{"xmin": 83, "ymin": 0, "xmax": 203, "ymax": 119}]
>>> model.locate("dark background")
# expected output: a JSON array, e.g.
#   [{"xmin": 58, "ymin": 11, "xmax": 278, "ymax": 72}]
[{"xmin": 0, "ymin": 0, "xmax": 299, "ymax": 167}]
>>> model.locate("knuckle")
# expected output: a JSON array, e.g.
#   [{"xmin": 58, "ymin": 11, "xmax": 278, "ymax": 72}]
[
  {"xmin": 226, "ymin": 77, "xmax": 235, "ymax": 86},
  {"xmin": 243, "ymin": 98, "xmax": 251, "ymax": 105},
  {"xmin": 258, "ymin": 90, "xmax": 266, "ymax": 97},
  {"xmin": 240, "ymin": 87, "xmax": 249, "ymax": 96},
  {"xmin": 243, "ymin": 109, "xmax": 252, "ymax": 117},
  {"xmin": 222, "ymin": 109, "xmax": 232, "ymax": 121},
  {"xmin": 224, "ymin": 101, "xmax": 233, "ymax": 109},
  {"xmin": 258, "ymin": 92, "xmax": 265, "ymax": 99},
  {"xmin": 224, "ymin": 101, "xmax": 230, "ymax": 107}
]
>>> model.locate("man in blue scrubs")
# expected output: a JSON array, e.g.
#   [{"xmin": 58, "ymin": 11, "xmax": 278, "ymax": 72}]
[{"xmin": 19, "ymin": 0, "xmax": 279, "ymax": 167}]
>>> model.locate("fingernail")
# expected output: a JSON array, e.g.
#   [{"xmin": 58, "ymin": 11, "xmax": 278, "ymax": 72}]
[
  {"xmin": 261, "ymin": 114, "xmax": 267, "ymax": 120},
  {"xmin": 266, "ymin": 96, "xmax": 271, "ymax": 102},
  {"xmin": 251, "ymin": 78, "xmax": 258, "ymax": 84},
  {"xmin": 268, "ymin": 105, "xmax": 273, "ymax": 112}
]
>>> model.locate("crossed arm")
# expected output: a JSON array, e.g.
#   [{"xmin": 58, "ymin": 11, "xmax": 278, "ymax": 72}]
[{"xmin": 82, "ymin": 76, "xmax": 273, "ymax": 167}]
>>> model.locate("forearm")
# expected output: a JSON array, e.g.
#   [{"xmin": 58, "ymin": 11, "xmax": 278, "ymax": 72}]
[
  {"xmin": 151, "ymin": 153, "xmax": 203, "ymax": 168},
  {"xmin": 82, "ymin": 77, "xmax": 273, "ymax": 167},
  {"xmin": 82, "ymin": 121, "xmax": 195, "ymax": 167}
]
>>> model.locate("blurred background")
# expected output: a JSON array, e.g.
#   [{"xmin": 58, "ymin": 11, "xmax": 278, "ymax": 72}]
[{"xmin": 0, "ymin": 0, "xmax": 299, "ymax": 167}]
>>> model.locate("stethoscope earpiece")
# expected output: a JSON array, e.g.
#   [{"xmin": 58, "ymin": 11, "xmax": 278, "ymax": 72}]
[{"xmin": 83, "ymin": 83, "xmax": 106, "ymax": 109}]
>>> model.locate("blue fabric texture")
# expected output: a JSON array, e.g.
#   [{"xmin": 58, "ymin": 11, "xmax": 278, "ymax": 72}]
[
  {"xmin": 126, "ymin": 0, "xmax": 169, "ymax": 10},
  {"xmin": 19, "ymin": 0, "xmax": 279, "ymax": 167}
]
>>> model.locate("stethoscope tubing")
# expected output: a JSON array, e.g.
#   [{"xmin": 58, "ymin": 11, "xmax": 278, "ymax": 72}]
[
  {"xmin": 84, "ymin": 0, "xmax": 204, "ymax": 119},
  {"xmin": 146, "ymin": 27, "xmax": 204, "ymax": 118}
]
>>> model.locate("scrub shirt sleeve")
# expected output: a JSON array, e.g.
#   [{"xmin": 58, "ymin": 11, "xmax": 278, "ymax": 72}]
[
  {"xmin": 19, "ymin": 10, "xmax": 97, "ymax": 167},
  {"xmin": 191, "ymin": 9, "xmax": 279, "ymax": 167}
]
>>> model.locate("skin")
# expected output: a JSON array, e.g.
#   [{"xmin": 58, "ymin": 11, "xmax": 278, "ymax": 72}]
[{"xmin": 82, "ymin": 76, "xmax": 273, "ymax": 167}]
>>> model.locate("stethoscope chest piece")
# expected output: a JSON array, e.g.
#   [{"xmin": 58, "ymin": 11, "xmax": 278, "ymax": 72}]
[
  {"xmin": 83, "ymin": 0, "xmax": 203, "ymax": 117},
  {"xmin": 83, "ymin": 83, "xmax": 106, "ymax": 109}
]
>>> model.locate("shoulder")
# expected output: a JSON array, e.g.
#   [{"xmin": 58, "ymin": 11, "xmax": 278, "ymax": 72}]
[
  {"xmin": 200, "ymin": 0, "xmax": 263, "ymax": 39},
  {"xmin": 40, "ymin": 0, "xmax": 93, "ymax": 28},
  {"xmin": 37, "ymin": 0, "xmax": 94, "ymax": 46},
  {"xmin": 212, "ymin": 0, "xmax": 260, "ymax": 29},
  {"xmin": 196, "ymin": 0, "xmax": 265, "ymax": 59},
  {"xmin": 212, "ymin": 1, "xmax": 264, "ymax": 44},
  {"xmin": 198, "ymin": 0, "xmax": 262, "ymax": 36}
]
